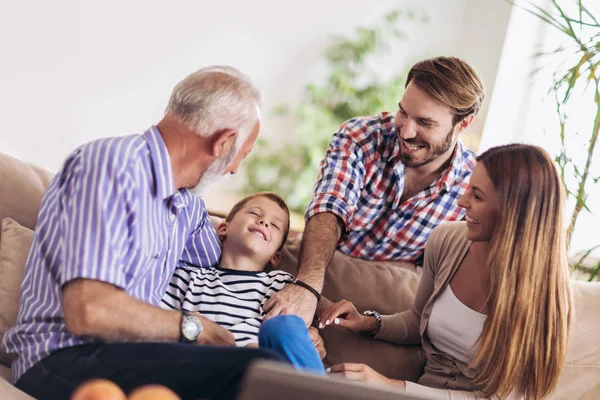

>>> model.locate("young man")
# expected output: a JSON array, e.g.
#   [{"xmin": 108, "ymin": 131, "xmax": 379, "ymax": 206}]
[
  {"xmin": 161, "ymin": 192, "xmax": 325, "ymax": 374},
  {"xmin": 264, "ymin": 56, "xmax": 485, "ymax": 324}
]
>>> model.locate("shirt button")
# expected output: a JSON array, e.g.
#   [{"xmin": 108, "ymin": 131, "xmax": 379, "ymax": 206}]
[{"xmin": 170, "ymin": 214, "xmax": 176, "ymax": 222}]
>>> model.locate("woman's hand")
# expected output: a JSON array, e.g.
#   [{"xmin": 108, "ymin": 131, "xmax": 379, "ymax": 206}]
[
  {"xmin": 308, "ymin": 326, "xmax": 327, "ymax": 359},
  {"xmin": 318, "ymin": 299, "xmax": 376, "ymax": 333},
  {"xmin": 327, "ymin": 363, "xmax": 406, "ymax": 389}
]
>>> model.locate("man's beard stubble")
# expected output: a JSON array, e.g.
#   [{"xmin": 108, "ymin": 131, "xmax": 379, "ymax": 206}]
[{"xmin": 399, "ymin": 125, "xmax": 455, "ymax": 168}]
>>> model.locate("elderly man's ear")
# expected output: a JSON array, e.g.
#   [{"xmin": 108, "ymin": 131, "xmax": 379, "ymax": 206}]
[
  {"xmin": 210, "ymin": 129, "xmax": 237, "ymax": 158},
  {"xmin": 217, "ymin": 222, "xmax": 228, "ymax": 243}
]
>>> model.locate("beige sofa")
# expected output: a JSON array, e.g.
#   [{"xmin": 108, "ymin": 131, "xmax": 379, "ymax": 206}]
[{"xmin": 0, "ymin": 151, "xmax": 599, "ymax": 399}]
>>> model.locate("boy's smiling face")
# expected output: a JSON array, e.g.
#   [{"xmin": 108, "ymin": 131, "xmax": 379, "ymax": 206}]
[{"xmin": 218, "ymin": 196, "xmax": 288, "ymax": 269}]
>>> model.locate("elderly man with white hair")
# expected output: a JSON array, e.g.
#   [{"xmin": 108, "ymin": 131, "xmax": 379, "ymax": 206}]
[{"xmin": 2, "ymin": 66, "xmax": 285, "ymax": 400}]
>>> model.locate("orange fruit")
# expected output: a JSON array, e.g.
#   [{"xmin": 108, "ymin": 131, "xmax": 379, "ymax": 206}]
[
  {"xmin": 71, "ymin": 379, "xmax": 127, "ymax": 400},
  {"xmin": 128, "ymin": 384, "xmax": 181, "ymax": 400}
]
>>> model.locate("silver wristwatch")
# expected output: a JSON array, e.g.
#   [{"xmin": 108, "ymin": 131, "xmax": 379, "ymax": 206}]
[
  {"xmin": 362, "ymin": 310, "xmax": 382, "ymax": 338},
  {"xmin": 180, "ymin": 312, "xmax": 203, "ymax": 343}
]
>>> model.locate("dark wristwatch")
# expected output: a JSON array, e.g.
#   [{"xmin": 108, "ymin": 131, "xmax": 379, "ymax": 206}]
[
  {"xmin": 362, "ymin": 310, "xmax": 382, "ymax": 338},
  {"xmin": 180, "ymin": 311, "xmax": 203, "ymax": 343}
]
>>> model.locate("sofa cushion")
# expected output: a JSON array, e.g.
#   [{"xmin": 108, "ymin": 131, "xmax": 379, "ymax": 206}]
[
  {"xmin": 277, "ymin": 236, "xmax": 426, "ymax": 381},
  {"xmin": 550, "ymin": 281, "xmax": 600, "ymax": 399},
  {"xmin": 0, "ymin": 364, "xmax": 34, "ymax": 399},
  {"xmin": 0, "ymin": 218, "xmax": 34, "ymax": 367},
  {"xmin": 0, "ymin": 363, "xmax": 11, "ymax": 382},
  {"xmin": 0, "ymin": 153, "xmax": 53, "ymax": 231}
]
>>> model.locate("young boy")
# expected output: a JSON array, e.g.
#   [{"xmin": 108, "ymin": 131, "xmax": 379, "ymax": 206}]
[{"xmin": 161, "ymin": 192, "xmax": 325, "ymax": 373}]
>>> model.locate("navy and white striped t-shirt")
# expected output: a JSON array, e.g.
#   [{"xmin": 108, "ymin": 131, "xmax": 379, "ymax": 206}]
[
  {"xmin": 2, "ymin": 126, "xmax": 222, "ymax": 383},
  {"xmin": 161, "ymin": 262, "xmax": 294, "ymax": 346}
]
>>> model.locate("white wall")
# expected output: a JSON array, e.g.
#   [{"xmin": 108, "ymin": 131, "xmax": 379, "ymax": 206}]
[
  {"xmin": 0, "ymin": 0, "xmax": 513, "ymax": 211},
  {"xmin": 482, "ymin": 0, "xmax": 600, "ymax": 254},
  {"xmin": 454, "ymin": 0, "xmax": 513, "ymax": 150}
]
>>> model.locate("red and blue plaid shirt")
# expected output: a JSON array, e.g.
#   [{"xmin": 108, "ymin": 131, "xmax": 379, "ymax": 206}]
[{"xmin": 305, "ymin": 113, "xmax": 476, "ymax": 264}]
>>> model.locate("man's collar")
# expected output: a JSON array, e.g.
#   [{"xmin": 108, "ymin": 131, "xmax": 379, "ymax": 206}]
[
  {"xmin": 389, "ymin": 133, "xmax": 401, "ymax": 163},
  {"xmin": 143, "ymin": 126, "xmax": 177, "ymax": 200},
  {"xmin": 435, "ymin": 140, "xmax": 467, "ymax": 192}
]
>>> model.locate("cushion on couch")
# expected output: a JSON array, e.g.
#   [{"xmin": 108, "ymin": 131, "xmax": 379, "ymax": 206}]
[
  {"xmin": 0, "ymin": 363, "xmax": 34, "ymax": 399},
  {"xmin": 550, "ymin": 281, "xmax": 600, "ymax": 399},
  {"xmin": 0, "ymin": 218, "xmax": 34, "ymax": 367},
  {"xmin": 0, "ymin": 153, "xmax": 53, "ymax": 231},
  {"xmin": 277, "ymin": 235, "xmax": 426, "ymax": 382}
]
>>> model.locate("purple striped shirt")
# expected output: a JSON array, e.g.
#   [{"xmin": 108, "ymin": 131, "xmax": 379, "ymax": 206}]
[{"xmin": 2, "ymin": 126, "xmax": 222, "ymax": 383}]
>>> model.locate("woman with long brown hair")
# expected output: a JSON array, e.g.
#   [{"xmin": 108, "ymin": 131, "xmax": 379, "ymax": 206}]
[{"xmin": 319, "ymin": 144, "xmax": 574, "ymax": 399}]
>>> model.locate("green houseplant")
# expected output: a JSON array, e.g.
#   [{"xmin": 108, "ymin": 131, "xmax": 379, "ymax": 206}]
[
  {"xmin": 241, "ymin": 8, "xmax": 427, "ymax": 215},
  {"xmin": 517, "ymin": 0, "xmax": 600, "ymax": 281}
]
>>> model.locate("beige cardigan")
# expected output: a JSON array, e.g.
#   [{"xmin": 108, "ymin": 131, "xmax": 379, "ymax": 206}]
[{"xmin": 375, "ymin": 222, "xmax": 521, "ymax": 399}]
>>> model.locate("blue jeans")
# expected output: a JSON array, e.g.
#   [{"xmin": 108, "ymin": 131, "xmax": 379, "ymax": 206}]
[{"xmin": 259, "ymin": 315, "xmax": 325, "ymax": 375}]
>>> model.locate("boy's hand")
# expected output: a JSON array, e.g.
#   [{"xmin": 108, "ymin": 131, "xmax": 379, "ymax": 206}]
[
  {"xmin": 263, "ymin": 284, "xmax": 317, "ymax": 326},
  {"xmin": 195, "ymin": 314, "xmax": 236, "ymax": 346},
  {"xmin": 308, "ymin": 326, "xmax": 326, "ymax": 360}
]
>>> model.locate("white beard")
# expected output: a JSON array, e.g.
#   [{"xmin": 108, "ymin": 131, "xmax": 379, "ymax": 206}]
[{"xmin": 190, "ymin": 146, "xmax": 236, "ymax": 197}]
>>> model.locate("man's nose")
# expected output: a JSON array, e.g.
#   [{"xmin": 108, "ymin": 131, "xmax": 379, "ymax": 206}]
[{"xmin": 398, "ymin": 120, "xmax": 417, "ymax": 139}]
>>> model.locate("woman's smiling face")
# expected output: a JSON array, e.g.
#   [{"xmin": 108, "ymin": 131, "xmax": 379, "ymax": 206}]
[{"xmin": 458, "ymin": 162, "xmax": 501, "ymax": 242}]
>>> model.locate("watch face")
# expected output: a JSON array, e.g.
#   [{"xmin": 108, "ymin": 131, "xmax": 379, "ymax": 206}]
[{"xmin": 183, "ymin": 317, "xmax": 202, "ymax": 340}]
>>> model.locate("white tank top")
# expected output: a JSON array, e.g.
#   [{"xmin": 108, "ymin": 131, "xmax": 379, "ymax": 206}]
[{"xmin": 427, "ymin": 285, "xmax": 487, "ymax": 364}]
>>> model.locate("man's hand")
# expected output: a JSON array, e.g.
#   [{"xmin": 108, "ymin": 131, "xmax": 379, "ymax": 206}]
[
  {"xmin": 263, "ymin": 284, "xmax": 318, "ymax": 325},
  {"xmin": 327, "ymin": 363, "xmax": 406, "ymax": 389},
  {"xmin": 308, "ymin": 326, "xmax": 326, "ymax": 360},
  {"xmin": 269, "ymin": 212, "xmax": 341, "ymax": 326},
  {"xmin": 196, "ymin": 315, "xmax": 236, "ymax": 346}
]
